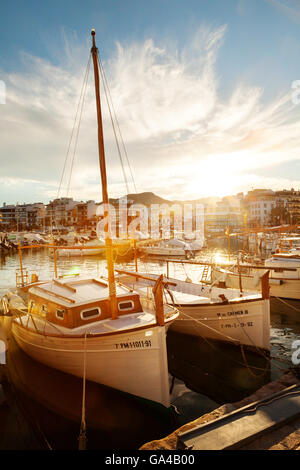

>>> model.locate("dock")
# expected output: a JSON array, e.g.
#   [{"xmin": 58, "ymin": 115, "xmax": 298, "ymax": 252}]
[
  {"xmin": 140, "ymin": 371, "xmax": 300, "ymax": 450},
  {"xmin": 178, "ymin": 384, "xmax": 300, "ymax": 450}
]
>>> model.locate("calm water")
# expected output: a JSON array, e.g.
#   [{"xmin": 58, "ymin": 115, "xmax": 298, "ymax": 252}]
[{"xmin": 0, "ymin": 245, "xmax": 299, "ymax": 449}]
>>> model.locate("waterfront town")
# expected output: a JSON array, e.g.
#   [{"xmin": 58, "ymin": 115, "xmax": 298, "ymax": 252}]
[
  {"xmin": 2, "ymin": 0, "xmax": 300, "ymax": 456},
  {"xmin": 1, "ymin": 188, "xmax": 299, "ymax": 235}
]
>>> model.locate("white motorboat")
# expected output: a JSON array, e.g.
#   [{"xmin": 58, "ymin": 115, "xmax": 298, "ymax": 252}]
[{"xmin": 139, "ymin": 238, "xmax": 202, "ymax": 259}]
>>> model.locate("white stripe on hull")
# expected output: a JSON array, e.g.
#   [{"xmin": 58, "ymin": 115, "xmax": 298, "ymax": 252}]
[
  {"xmin": 171, "ymin": 299, "xmax": 270, "ymax": 351},
  {"xmin": 12, "ymin": 322, "xmax": 170, "ymax": 407}
]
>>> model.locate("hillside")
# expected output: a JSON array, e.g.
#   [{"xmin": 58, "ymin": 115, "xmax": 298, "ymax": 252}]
[{"xmin": 108, "ymin": 192, "xmax": 220, "ymax": 206}]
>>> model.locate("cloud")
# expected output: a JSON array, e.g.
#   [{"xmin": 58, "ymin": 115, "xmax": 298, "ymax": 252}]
[
  {"xmin": 266, "ymin": 0, "xmax": 300, "ymax": 24},
  {"xmin": 0, "ymin": 24, "xmax": 300, "ymax": 204}
]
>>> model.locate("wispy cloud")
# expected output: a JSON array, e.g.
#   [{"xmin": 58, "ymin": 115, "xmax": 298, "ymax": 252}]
[
  {"xmin": 1, "ymin": 24, "xmax": 300, "ymax": 204},
  {"xmin": 266, "ymin": 0, "xmax": 300, "ymax": 24}
]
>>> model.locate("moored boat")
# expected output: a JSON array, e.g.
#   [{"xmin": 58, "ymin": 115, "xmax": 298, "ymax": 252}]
[
  {"xmin": 54, "ymin": 238, "xmax": 106, "ymax": 257},
  {"xmin": 115, "ymin": 269, "xmax": 271, "ymax": 353},
  {"xmin": 212, "ymin": 252, "xmax": 300, "ymax": 301},
  {"xmin": 139, "ymin": 238, "xmax": 202, "ymax": 259},
  {"xmin": 4, "ymin": 30, "xmax": 179, "ymax": 408},
  {"xmin": 10, "ymin": 274, "xmax": 178, "ymax": 406}
]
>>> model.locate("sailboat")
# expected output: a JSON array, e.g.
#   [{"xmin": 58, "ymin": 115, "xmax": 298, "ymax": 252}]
[{"xmin": 8, "ymin": 30, "xmax": 179, "ymax": 407}]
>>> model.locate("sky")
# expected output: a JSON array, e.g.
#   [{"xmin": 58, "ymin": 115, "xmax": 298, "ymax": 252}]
[{"xmin": 1, "ymin": 0, "xmax": 300, "ymax": 204}]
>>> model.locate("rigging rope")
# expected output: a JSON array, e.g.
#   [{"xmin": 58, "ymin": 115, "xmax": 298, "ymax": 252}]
[
  {"xmin": 53, "ymin": 53, "xmax": 92, "ymax": 234},
  {"xmin": 97, "ymin": 50, "xmax": 137, "ymax": 195},
  {"xmin": 274, "ymin": 296, "xmax": 300, "ymax": 313},
  {"xmin": 67, "ymin": 55, "xmax": 91, "ymax": 198},
  {"xmin": 56, "ymin": 53, "xmax": 92, "ymax": 201}
]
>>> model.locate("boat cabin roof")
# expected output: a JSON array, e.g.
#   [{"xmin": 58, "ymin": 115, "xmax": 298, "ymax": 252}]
[{"xmin": 29, "ymin": 275, "xmax": 133, "ymax": 308}]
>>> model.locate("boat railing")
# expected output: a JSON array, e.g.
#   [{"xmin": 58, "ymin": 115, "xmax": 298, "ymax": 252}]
[
  {"xmin": 16, "ymin": 268, "xmax": 29, "ymax": 287},
  {"xmin": 115, "ymin": 269, "xmax": 178, "ymax": 325},
  {"xmin": 11, "ymin": 306, "xmax": 69, "ymax": 336},
  {"xmin": 15, "ymin": 242, "xmax": 106, "ymax": 288}
]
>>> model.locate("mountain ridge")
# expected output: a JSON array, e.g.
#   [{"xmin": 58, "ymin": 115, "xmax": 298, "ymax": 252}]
[{"xmin": 109, "ymin": 191, "xmax": 220, "ymax": 206}]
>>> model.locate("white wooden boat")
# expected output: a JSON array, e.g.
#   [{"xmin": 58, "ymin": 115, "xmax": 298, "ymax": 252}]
[
  {"xmin": 7, "ymin": 30, "xmax": 179, "ymax": 408},
  {"xmin": 212, "ymin": 253, "xmax": 300, "ymax": 300},
  {"xmin": 115, "ymin": 270, "xmax": 271, "ymax": 352},
  {"xmin": 54, "ymin": 239, "xmax": 106, "ymax": 257},
  {"xmin": 10, "ymin": 275, "xmax": 178, "ymax": 406}
]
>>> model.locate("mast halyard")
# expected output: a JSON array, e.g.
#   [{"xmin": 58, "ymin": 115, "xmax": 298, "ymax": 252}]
[{"xmin": 91, "ymin": 29, "xmax": 118, "ymax": 319}]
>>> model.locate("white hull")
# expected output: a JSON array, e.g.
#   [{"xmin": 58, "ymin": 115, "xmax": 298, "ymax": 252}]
[
  {"xmin": 140, "ymin": 247, "xmax": 200, "ymax": 258},
  {"xmin": 212, "ymin": 267, "xmax": 300, "ymax": 300},
  {"xmin": 116, "ymin": 273, "xmax": 270, "ymax": 352},
  {"xmin": 11, "ymin": 320, "xmax": 171, "ymax": 406},
  {"xmin": 56, "ymin": 247, "xmax": 105, "ymax": 257},
  {"xmin": 140, "ymin": 247, "xmax": 187, "ymax": 257},
  {"xmin": 170, "ymin": 299, "xmax": 270, "ymax": 351}
]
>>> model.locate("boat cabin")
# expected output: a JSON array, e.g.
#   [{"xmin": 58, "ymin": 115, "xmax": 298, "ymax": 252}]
[{"xmin": 27, "ymin": 275, "xmax": 143, "ymax": 329}]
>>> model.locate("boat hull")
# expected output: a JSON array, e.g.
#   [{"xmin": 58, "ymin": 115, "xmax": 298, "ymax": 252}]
[
  {"xmin": 170, "ymin": 298, "xmax": 270, "ymax": 351},
  {"xmin": 212, "ymin": 267, "xmax": 300, "ymax": 300},
  {"xmin": 11, "ymin": 321, "xmax": 171, "ymax": 407},
  {"xmin": 116, "ymin": 273, "xmax": 270, "ymax": 352},
  {"xmin": 140, "ymin": 247, "xmax": 188, "ymax": 257},
  {"xmin": 56, "ymin": 247, "xmax": 105, "ymax": 257}
]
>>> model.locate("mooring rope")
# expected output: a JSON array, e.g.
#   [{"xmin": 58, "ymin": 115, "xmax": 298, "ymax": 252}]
[
  {"xmin": 274, "ymin": 296, "xmax": 300, "ymax": 313},
  {"xmin": 78, "ymin": 332, "xmax": 87, "ymax": 450}
]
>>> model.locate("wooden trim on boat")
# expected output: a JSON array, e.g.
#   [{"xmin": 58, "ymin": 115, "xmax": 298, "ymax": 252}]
[
  {"xmin": 27, "ymin": 291, "xmax": 144, "ymax": 329},
  {"xmin": 115, "ymin": 269, "xmax": 177, "ymax": 287},
  {"xmin": 92, "ymin": 279, "xmax": 109, "ymax": 287},
  {"xmin": 170, "ymin": 296, "xmax": 266, "ymax": 308},
  {"xmin": 12, "ymin": 313, "xmax": 174, "ymax": 339},
  {"xmin": 214, "ymin": 267, "xmax": 300, "ymax": 282},
  {"xmin": 53, "ymin": 279, "xmax": 77, "ymax": 293},
  {"xmin": 33, "ymin": 285, "xmax": 76, "ymax": 304}
]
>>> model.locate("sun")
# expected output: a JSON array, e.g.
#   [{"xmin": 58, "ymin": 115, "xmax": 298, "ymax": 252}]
[{"xmin": 188, "ymin": 156, "xmax": 242, "ymax": 198}]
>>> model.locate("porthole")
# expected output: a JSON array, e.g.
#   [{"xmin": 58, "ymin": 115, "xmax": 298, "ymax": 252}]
[
  {"xmin": 80, "ymin": 307, "xmax": 101, "ymax": 320},
  {"xmin": 118, "ymin": 300, "xmax": 134, "ymax": 311},
  {"xmin": 56, "ymin": 308, "xmax": 65, "ymax": 320}
]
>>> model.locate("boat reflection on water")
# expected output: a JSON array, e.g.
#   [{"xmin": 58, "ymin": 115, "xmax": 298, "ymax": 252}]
[
  {"xmin": 0, "ymin": 318, "xmax": 177, "ymax": 450},
  {"xmin": 167, "ymin": 330, "xmax": 271, "ymax": 404}
]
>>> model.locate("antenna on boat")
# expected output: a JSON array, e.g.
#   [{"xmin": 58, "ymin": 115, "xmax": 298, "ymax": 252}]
[{"xmin": 91, "ymin": 29, "xmax": 118, "ymax": 319}]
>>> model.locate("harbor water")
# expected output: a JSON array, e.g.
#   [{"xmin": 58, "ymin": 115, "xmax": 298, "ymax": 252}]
[{"xmin": 0, "ymin": 244, "xmax": 299, "ymax": 449}]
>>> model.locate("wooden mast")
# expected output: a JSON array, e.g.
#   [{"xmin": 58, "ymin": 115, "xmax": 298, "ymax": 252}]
[{"xmin": 91, "ymin": 29, "xmax": 118, "ymax": 319}]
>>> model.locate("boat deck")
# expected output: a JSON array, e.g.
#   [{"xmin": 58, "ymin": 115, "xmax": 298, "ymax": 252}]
[
  {"xmin": 14, "ymin": 310, "xmax": 158, "ymax": 336},
  {"xmin": 117, "ymin": 272, "xmax": 262, "ymax": 304},
  {"xmin": 29, "ymin": 275, "xmax": 134, "ymax": 308}
]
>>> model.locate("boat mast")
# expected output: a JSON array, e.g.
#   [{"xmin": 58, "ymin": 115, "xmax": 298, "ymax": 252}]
[{"xmin": 91, "ymin": 29, "xmax": 118, "ymax": 319}]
